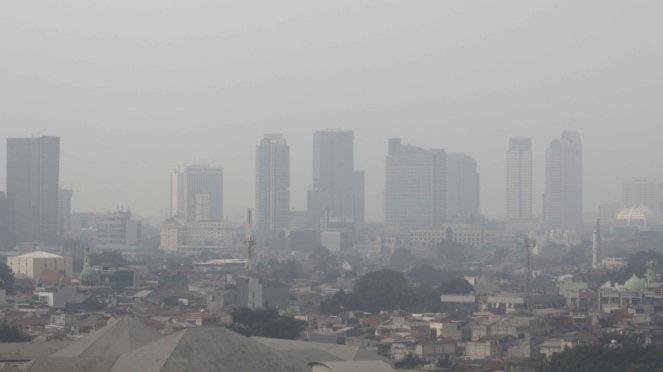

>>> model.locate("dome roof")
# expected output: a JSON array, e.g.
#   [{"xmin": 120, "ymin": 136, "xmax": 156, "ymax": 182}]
[
  {"xmin": 80, "ymin": 267, "xmax": 100, "ymax": 278},
  {"xmin": 623, "ymin": 274, "xmax": 646, "ymax": 291},
  {"xmin": 614, "ymin": 205, "xmax": 659, "ymax": 227}
]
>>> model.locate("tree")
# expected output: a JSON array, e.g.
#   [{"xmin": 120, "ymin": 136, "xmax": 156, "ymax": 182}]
[
  {"xmin": 403, "ymin": 286, "xmax": 441, "ymax": 313},
  {"xmin": 408, "ymin": 265, "xmax": 463, "ymax": 286},
  {"xmin": 436, "ymin": 240, "xmax": 469, "ymax": 264},
  {"xmin": 389, "ymin": 248, "xmax": 415, "ymax": 269},
  {"xmin": 0, "ymin": 322, "xmax": 32, "ymax": 342},
  {"xmin": 439, "ymin": 278, "xmax": 474, "ymax": 295},
  {"xmin": 319, "ymin": 289, "xmax": 363, "ymax": 315},
  {"xmin": 353, "ymin": 270, "xmax": 409, "ymax": 313},
  {"xmin": 90, "ymin": 252, "xmax": 123, "ymax": 266},
  {"xmin": 543, "ymin": 343, "xmax": 663, "ymax": 372},
  {"xmin": 395, "ymin": 353, "xmax": 425, "ymax": 370},
  {"xmin": 271, "ymin": 260, "xmax": 302, "ymax": 282},
  {"xmin": 312, "ymin": 262, "xmax": 328, "ymax": 272},
  {"xmin": 0, "ymin": 264, "xmax": 15, "ymax": 294},
  {"xmin": 325, "ymin": 270, "xmax": 341, "ymax": 283},
  {"xmin": 437, "ymin": 355, "xmax": 452, "ymax": 368},
  {"xmin": 226, "ymin": 307, "xmax": 306, "ymax": 340}
]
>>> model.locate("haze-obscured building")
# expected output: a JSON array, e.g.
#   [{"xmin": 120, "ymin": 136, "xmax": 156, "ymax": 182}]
[
  {"xmin": 385, "ymin": 138, "xmax": 446, "ymax": 229},
  {"xmin": 506, "ymin": 138, "xmax": 533, "ymax": 220},
  {"xmin": 446, "ymin": 153, "xmax": 480, "ymax": 219},
  {"xmin": 6, "ymin": 135, "xmax": 60, "ymax": 243},
  {"xmin": 170, "ymin": 165, "xmax": 224, "ymax": 221},
  {"xmin": 544, "ymin": 131, "xmax": 582, "ymax": 230},
  {"xmin": 237, "ymin": 276, "xmax": 289, "ymax": 310},
  {"xmin": 0, "ymin": 192, "xmax": 17, "ymax": 249},
  {"xmin": 160, "ymin": 217, "xmax": 234, "ymax": 252},
  {"xmin": 622, "ymin": 178, "xmax": 659, "ymax": 218},
  {"xmin": 256, "ymin": 134, "xmax": 290, "ymax": 233},
  {"xmin": 7, "ymin": 251, "xmax": 73, "ymax": 279},
  {"xmin": 410, "ymin": 226, "xmax": 495, "ymax": 248},
  {"xmin": 95, "ymin": 211, "xmax": 142, "ymax": 246},
  {"xmin": 57, "ymin": 188, "xmax": 73, "ymax": 237}
]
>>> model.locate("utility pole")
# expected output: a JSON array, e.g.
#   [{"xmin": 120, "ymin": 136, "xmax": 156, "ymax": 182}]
[{"xmin": 525, "ymin": 238, "xmax": 536, "ymax": 295}]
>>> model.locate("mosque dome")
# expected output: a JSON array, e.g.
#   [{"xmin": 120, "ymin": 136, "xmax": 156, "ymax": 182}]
[
  {"xmin": 623, "ymin": 274, "xmax": 646, "ymax": 292},
  {"xmin": 80, "ymin": 267, "xmax": 100, "ymax": 278},
  {"xmin": 614, "ymin": 205, "xmax": 659, "ymax": 229}
]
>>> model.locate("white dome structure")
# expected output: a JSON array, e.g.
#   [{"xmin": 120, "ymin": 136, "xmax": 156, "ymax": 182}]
[{"xmin": 613, "ymin": 205, "xmax": 659, "ymax": 230}]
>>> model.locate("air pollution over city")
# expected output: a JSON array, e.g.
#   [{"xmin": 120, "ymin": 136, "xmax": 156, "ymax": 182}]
[{"xmin": 0, "ymin": 2, "xmax": 661, "ymax": 372}]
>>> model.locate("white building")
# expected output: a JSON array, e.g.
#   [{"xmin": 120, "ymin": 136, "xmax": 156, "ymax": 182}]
[
  {"xmin": 7, "ymin": 251, "xmax": 73, "ymax": 278},
  {"xmin": 160, "ymin": 217, "xmax": 233, "ymax": 251},
  {"xmin": 410, "ymin": 225, "xmax": 495, "ymax": 248},
  {"xmin": 506, "ymin": 138, "xmax": 533, "ymax": 220},
  {"xmin": 256, "ymin": 134, "xmax": 290, "ymax": 233},
  {"xmin": 95, "ymin": 211, "xmax": 141, "ymax": 246}
]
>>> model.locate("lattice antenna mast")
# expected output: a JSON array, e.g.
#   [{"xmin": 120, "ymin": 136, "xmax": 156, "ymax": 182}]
[
  {"xmin": 525, "ymin": 238, "xmax": 536, "ymax": 295},
  {"xmin": 246, "ymin": 208, "xmax": 254, "ymax": 271}
]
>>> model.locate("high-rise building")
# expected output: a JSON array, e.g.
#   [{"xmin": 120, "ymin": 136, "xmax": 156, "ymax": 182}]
[
  {"xmin": 544, "ymin": 131, "xmax": 582, "ymax": 229},
  {"xmin": 170, "ymin": 165, "xmax": 223, "ymax": 221},
  {"xmin": 621, "ymin": 178, "xmax": 659, "ymax": 217},
  {"xmin": 506, "ymin": 138, "xmax": 533, "ymax": 220},
  {"xmin": 353, "ymin": 171, "xmax": 365, "ymax": 231},
  {"xmin": 308, "ymin": 130, "xmax": 355, "ymax": 230},
  {"xmin": 446, "ymin": 153, "xmax": 480, "ymax": 219},
  {"xmin": 96, "ymin": 210, "xmax": 142, "ymax": 246},
  {"xmin": 0, "ymin": 192, "xmax": 17, "ymax": 249},
  {"xmin": 255, "ymin": 134, "xmax": 290, "ymax": 233},
  {"xmin": 385, "ymin": 138, "xmax": 446, "ymax": 229},
  {"xmin": 7, "ymin": 136, "xmax": 60, "ymax": 242},
  {"xmin": 57, "ymin": 188, "xmax": 73, "ymax": 237}
]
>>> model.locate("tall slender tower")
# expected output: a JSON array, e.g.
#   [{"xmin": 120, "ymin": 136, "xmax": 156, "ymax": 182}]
[
  {"xmin": 7, "ymin": 135, "xmax": 60, "ymax": 243},
  {"xmin": 308, "ymin": 130, "xmax": 355, "ymax": 230},
  {"xmin": 447, "ymin": 153, "xmax": 480, "ymax": 219},
  {"xmin": 544, "ymin": 131, "xmax": 582, "ymax": 229},
  {"xmin": 256, "ymin": 134, "xmax": 290, "ymax": 233},
  {"xmin": 170, "ymin": 165, "xmax": 223, "ymax": 221},
  {"xmin": 506, "ymin": 138, "xmax": 533, "ymax": 220}
]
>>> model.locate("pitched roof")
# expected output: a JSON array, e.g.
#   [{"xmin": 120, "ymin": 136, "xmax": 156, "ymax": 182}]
[
  {"xmin": 251, "ymin": 337, "xmax": 388, "ymax": 362},
  {"xmin": 50, "ymin": 316, "xmax": 163, "ymax": 357},
  {"xmin": 308, "ymin": 361, "xmax": 394, "ymax": 372},
  {"xmin": 108, "ymin": 327, "xmax": 307, "ymax": 372},
  {"xmin": 16, "ymin": 357, "xmax": 118, "ymax": 372},
  {"xmin": 0, "ymin": 341, "xmax": 72, "ymax": 362},
  {"xmin": 16, "ymin": 252, "xmax": 64, "ymax": 259}
]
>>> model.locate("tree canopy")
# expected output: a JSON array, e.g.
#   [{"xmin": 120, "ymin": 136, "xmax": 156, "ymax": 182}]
[
  {"xmin": 0, "ymin": 322, "xmax": 32, "ymax": 342},
  {"xmin": 543, "ymin": 344, "xmax": 663, "ymax": 372},
  {"xmin": 436, "ymin": 240, "xmax": 470, "ymax": 264},
  {"xmin": 439, "ymin": 277, "xmax": 474, "ymax": 295},
  {"xmin": 408, "ymin": 265, "xmax": 464, "ymax": 286},
  {"xmin": 270, "ymin": 260, "xmax": 302, "ymax": 283},
  {"xmin": 388, "ymin": 248, "xmax": 415, "ymax": 269},
  {"xmin": 319, "ymin": 289, "xmax": 363, "ymax": 316},
  {"xmin": 225, "ymin": 307, "xmax": 306, "ymax": 340},
  {"xmin": 0, "ymin": 264, "xmax": 15, "ymax": 294}
]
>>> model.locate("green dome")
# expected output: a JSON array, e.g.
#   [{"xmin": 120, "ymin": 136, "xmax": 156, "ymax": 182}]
[
  {"xmin": 623, "ymin": 274, "xmax": 646, "ymax": 291},
  {"xmin": 80, "ymin": 267, "xmax": 100, "ymax": 278}
]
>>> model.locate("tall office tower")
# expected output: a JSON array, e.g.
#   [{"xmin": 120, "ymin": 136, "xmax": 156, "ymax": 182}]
[
  {"xmin": 353, "ymin": 171, "xmax": 365, "ymax": 231},
  {"xmin": 7, "ymin": 136, "xmax": 60, "ymax": 243},
  {"xmin": 170, "ymin": 165, "xmax": 223, "ymax": 221},
  {"xmin": 385, "ymin": 138, "xmax": 446, "ymax": 229},
  {"xmin": 506, "ymin": 138, "xmax": 533, "ymax": 220},
  {"xmin": 621, "ymin": 178, "xmax": 659, "ymax": 217},
  {"xmin": 57, "ymin": 189, "xmax": 73, "ymax": 237},
  {"xmin": 446, "ymin": 153, "xmax": 480, "ymax": 219},
  {"xmin": 255, "ymin": 134, "xmax": 290, "ymax": 233},
  {"xmin": 0, "ymin": 192, "xmax": 17, "ymax": 248},
  {"xmin": 544, "ymin": 131, "xmax": 582, "ymax": 229},
  {"xmin": 308, "ymin": 130, "xmax": 355, "ymax": 229}
]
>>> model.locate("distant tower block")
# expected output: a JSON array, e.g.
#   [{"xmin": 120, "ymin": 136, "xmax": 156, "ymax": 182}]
[
  {"xmin": 194, "ymin": 194, "xmax": 212, "ymax": 221},
  {"xmin": 647, "ymin": 260, "xmax": 657, "ymax": 287},
  {"xmin": 592, "ymin": 219, "xmax": 600, "ymax": 270}
]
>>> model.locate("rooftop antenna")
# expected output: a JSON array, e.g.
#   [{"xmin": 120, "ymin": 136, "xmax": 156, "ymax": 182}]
[
  {"xmin": 246, "ymin": 208, "xmax": 254, "ymax": 272},
  {"xmin": 525, "ymin": 238, "xmax": 536, "ymax": 295},
  {"xmin": 30, "ymin": 132, "xmax": 40, "ymax": 138}
]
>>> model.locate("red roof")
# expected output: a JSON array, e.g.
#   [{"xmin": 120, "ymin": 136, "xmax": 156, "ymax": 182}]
[
  {"xmin": 38, "ymin": 269, "xmax": 71, "ymax": 285},
  {"xmin": 143, "ymin": 309, "xmax": 182, "ymax": 316},
  {"xmin": 3, "ymin": 311, "xmax": 30, "ymax": 318}
]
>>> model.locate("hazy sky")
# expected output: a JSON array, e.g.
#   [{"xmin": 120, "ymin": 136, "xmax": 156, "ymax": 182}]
[{"xmin": 1, "ymin": 1, "xmax": 661, "ymax": 225}]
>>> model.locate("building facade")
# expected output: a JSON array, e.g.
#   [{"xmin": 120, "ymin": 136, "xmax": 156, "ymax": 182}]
[
  {"xmin": 410, "ymin": 226, "xmax": 495, "ymax": 248},
  {"xmin": 308, "ymin": 131, "xmax": 355, "ymax": 231},
  {"xmin": 622, "ymin": 178, "xmax": 659, "ymax": 218},
  {"xmin": 170, "ymin": 165, "xmax": 224, "ymax": 221},
  {"xmin": 6, "ymin": 136, "xmax": 60, "ymax": 243},
  {"xmin": 7, "ymin": 251, "xmax": 73, "ymax": 278},
  {"xmin": 385, "ymin": 138, "xmax": 446, "ymax": 229},
  {"xmin": 446, "ymin": 153, "xmax": 480, "ymax": 219},
  {"xmin": 544, "ymin": 131, "xmax": 582, "ymax": 229},
  {"xmin": 57, "ymin": 188, "xmax": 73, "ymax": 237},
  {"xmin": 0, "ymin": 192, "xmax": 17, "ymax": 249},
  {"xmin": 236, "ymin": 276, "xmax": 288, "ymax": 310},
  {"xmin": 256, "ymin": 134, "xmax": 290, "ymax": 233},
  {"xmin": 506, "ymin": 138, "xmax": 533, "ymax": 220},
  {"xmin": 160, "ymin": 217, "xmax": 233, "ymax": 251},
  {"xmin": 95, "ymin": 211, "xmax": 142, "ymax": 246}
]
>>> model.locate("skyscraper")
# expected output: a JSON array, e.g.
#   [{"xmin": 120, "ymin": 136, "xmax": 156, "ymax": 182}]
[
  {"xmin": 544, "ymin": 131, "xmax": 582, "ymax": 229},
  {"xmin": 353, "ymin": 171, "xmax": 365, "ymax": 231},
  {"xmin": 385, "ymin": 138, "xmax": 446, "ymax": 229},
  {"xmin": 170, "ymin": 165, "xmax": 223, "ymax": 221},
  {"xmin": 621, "ymin": 178, "xmax": 659, "ymax": 216},
  {"xmin": 308, "ymin": 130, "xmax": 355, "ymax": 229},
  {"xmin": 7, "ymin": 136, "xmax": 60, "ymax": 243},
  {"xmin": 446, "ymin": 153, "xmax": 480, "ymax": 219},
  {"xmin": 256, "ymin": 134, "xmax": 290, "ymax": 233},
  {"xmin": 57, "ymin": 188, "xmax": 73, "ymax": 237},
  {"xmin": 506, "ymin": 138, "xmax": 533, "ymax": 220},
  {"xmin": 0, "ymin": 192, "xmax": 17, "ymax": 249}
]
